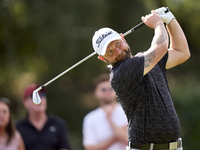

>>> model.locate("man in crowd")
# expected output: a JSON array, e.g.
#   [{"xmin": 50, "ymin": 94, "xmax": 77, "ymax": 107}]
[
  {"xmin": 16, "ymin": 83, "xmax": 71, "ymax": 150},
  {"xmin": 83, "ymin": 74, "xmax": 128, "ymax": 150}
]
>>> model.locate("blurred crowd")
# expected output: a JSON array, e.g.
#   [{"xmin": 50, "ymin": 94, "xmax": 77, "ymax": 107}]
[
  {"xmin": 0, "ymin": 73, "xmax": 127, "ymax": 150},
  {"xmin": 0, "ymin": 83, "xmax": 71, "ymax": 150}
]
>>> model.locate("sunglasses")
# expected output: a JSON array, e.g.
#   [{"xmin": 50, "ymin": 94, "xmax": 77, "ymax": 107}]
[{"xmin": 101, "ymin": 87, "xmax": 113, "ymax": 92}]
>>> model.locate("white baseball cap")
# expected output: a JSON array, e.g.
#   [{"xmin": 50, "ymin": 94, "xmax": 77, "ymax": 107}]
[{"xmin": 92, "ymin": 27, "xmax": 122, "ymax": 56}]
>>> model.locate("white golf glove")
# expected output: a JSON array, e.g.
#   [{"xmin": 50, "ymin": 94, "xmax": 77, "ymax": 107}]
[{"xmin": 155, "ymin": 7, "xmax": 175, "ymax": 24}]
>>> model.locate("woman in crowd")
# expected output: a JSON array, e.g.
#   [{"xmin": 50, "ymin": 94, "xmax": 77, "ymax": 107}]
[{"xmin": 0, "ymin": 97, "xmax": 24, "ymax": 150}]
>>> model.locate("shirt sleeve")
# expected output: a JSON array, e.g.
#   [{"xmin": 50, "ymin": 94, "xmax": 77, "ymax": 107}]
[{"xmin": 159, "ymin": 52, "xmax": 168, "ymax": 71}]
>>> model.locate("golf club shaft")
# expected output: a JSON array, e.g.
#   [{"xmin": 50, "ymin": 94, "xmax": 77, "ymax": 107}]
[
  {"xmin": 37, "ymin": 7, "xmax": 170, "ymax": 91},
  {"xmin": 123, "ymin": 22, "xmax": 145, "ymax": 37},
  {"xmin": 37, "ymin": 24, "xmax": 145, "ymax": 91},
  {"xmin": 41, "ymin": 51, "xmax": 97, "ymax": 89}
]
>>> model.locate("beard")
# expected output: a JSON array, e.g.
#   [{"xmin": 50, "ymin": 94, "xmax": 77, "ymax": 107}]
[{"xmin": 111, "ymin": 47, "xmax": 132, "ymax": 66}]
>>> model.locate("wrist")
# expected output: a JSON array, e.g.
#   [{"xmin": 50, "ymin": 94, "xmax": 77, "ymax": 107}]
[
  {"xmin": 164, "ymin": 11, "xmax": 175, "ymax": 24},
  {"xmin": 155, "ymin": 21, "xmax": 164, "ymax": 29}
]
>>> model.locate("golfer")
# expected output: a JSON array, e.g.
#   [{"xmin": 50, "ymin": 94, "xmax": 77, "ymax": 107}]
[{"xmin": 92, "ymin": 7, "xmax": 190, "ymax": 150}]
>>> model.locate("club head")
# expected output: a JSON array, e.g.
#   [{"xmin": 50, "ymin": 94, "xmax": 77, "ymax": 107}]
[{"xmin": 32, "ymin": 87, "xmax": 42, "ymax": 105}]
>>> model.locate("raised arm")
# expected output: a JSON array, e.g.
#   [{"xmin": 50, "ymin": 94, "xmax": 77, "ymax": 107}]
[
  {"xmin": 142, "ymin": 11, "xmax": 169, "ymax": 75},
  {"xmin": 165, "ymin": 19, "xmax": 190, "ymax": 69},
  {"xmin": 154, "ymin": 7, "xmax": 190, "ymax": 69}
]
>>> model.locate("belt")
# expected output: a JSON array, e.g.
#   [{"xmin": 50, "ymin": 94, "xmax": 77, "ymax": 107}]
[{"xmin": 128, "ymin": 138, "xmax": 182, "ymax": 150}]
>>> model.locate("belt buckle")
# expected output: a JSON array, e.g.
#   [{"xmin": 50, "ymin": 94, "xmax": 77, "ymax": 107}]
[
  {"xmin": 169, "ymin": 141, "xmax": 177, "ymax": 149},
  {"xmin": 169, "ymin": 138, "xmax": 182, "ymax": 149}
]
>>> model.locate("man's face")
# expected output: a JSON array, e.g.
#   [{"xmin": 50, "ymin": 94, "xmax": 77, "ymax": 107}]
[
  {"xmin": 94, "ymin": 81, "xmax": 116, "ymax": 105},
  {"xmin": 102, "ymin": 39, "xmax": 132, "ymax": 65},
  {"xmin": 24, "ymin": 93, "xmax": 47, "ymax": 114}
]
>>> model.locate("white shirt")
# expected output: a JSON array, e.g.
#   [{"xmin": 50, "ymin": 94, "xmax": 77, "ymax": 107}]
[{"xmin": 83, "ymin": 103, "xmax": 127, "ymax": 150}]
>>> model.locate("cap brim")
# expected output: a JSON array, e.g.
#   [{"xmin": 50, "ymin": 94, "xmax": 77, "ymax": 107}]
[{"xmin": 100, "ymin": 35, "xmax": 122, "ymax": 56}]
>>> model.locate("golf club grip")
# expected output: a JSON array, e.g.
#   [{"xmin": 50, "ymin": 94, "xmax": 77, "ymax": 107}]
[{"xmin": 123, "ymin": 7, "xmax": 169, "ymax": 37}]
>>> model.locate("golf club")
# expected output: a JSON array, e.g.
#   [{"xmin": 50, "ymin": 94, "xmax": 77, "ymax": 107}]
[{"xmin": 32, "ymin": 7, "xmax": 169, "ymax": 104}]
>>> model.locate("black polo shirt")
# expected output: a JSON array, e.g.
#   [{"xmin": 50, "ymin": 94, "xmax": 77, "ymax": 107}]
[
  {"xmin": 110, "ymin": 52, "xmax": 180, "ymax": 144},
  {"xmin": 16, "ymin": 113, "xmax": 71, "ymax": 150}
]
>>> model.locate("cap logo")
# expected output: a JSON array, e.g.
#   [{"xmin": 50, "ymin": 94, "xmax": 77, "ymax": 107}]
[{"xmin": 96, "ymin": 31, "xmax": 112, "ymax": 48}]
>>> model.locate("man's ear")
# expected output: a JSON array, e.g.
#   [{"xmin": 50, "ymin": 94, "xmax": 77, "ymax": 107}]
[{"xmin": 98, "ymin": 56, "xmax": 107, "ymax": 62}]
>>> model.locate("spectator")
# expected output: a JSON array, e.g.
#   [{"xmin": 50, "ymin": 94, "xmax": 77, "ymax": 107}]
[
  {"xmin": 16, "ymin": 84, "xmax": 71, "ymax": 150},
  {"xmin": 0, "ymin": 97, "xmax": 25, "ymax": 150},
  {"xmin": 83, "ymin": 74, "xmax": 128, "ymax": 150}
]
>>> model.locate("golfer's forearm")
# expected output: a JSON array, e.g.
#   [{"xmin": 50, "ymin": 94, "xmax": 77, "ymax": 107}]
[
  {"xmin": 143, "ymin": 23, "xmax": 168, "ymax": 75},
  {"xmin": 152, "ymin": 22, "xmax": 168, "ymax": 50}
]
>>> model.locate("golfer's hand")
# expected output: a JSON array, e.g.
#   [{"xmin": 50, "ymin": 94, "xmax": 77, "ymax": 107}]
[
  {"xmin": 141, "ymin": 11, "xmax": 163, "ymax": 29},
  {"xmin": 155, "ymin": 7, "xmax": 175, "ymax": 24}
]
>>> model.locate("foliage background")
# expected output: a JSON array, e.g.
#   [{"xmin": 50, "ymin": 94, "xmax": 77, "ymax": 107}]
[{"xmin": 0, "ymin": 0, "xmax": 200, "ymax": 149}]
